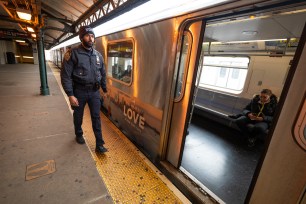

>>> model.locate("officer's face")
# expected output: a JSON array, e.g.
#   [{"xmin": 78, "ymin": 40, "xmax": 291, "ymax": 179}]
[{"xmin": 82, "ymin": 33, "xmax": 95, "ymax": 48}]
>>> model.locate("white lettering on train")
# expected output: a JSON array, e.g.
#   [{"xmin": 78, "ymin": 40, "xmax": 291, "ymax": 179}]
[{"xmin": 123, "ymin": 105, "xmax": 145, "ymax": 130}]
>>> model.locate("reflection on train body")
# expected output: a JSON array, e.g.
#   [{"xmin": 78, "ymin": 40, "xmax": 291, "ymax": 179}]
[{"xmin": 51, "ymin": 0, "xmax": 306, "ymax": 203}]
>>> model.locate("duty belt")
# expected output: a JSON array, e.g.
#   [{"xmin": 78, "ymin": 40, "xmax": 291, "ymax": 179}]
[{"xmin": 73, "ymin": 83, "xmax": 95, "ymax": 90}]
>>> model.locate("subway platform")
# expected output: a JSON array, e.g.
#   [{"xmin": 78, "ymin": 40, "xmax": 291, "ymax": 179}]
[{"xmin": 0, "ymin": 62, "xmax": 190, "ymax": 204}]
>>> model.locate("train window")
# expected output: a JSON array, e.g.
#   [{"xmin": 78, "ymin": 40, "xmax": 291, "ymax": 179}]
[
  {"xmin": 107, "ymin": 40, "xmax": 133, "ymax": 84},
  {"xmin": 174, "ymin": 32, "xmax": 192, "ymax": 100},
  {"xmin": 199, "ymin": 56, "xmax": 249, "ymax": 92}
]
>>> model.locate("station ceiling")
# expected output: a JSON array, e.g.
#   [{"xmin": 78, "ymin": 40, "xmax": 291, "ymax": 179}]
[{"xmin": 0, "ymin": 0, "xmax": 148, "ymax": 49}]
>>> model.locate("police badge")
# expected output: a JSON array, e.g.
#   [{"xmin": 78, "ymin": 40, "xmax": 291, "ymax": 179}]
[{"xmin": 96, "ymin": 55, "xmax": 100, "ymax": 65}]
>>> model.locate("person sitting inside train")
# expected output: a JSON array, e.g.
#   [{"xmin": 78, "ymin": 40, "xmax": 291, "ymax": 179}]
[
  {"xmin": 234, "ymin": 89, "xmax": 278, "ymax": 147},
  {"xmin": 120, "ymin": 65, "xmax": 132, "ymax": 83}
]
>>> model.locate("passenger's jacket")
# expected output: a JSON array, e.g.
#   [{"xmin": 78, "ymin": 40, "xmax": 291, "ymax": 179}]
[
  {"xmin": 242, "ymin": 94, "xmax": 278, "ymax": 124},
  {"xmin": 61, "ymin": 45, "xmax": 107, "ymax": 96}
]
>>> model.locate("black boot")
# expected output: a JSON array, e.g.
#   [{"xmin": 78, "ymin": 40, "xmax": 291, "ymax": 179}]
[
  {"xmin": 75, "ymin": 135, "xmax": 85, "ymax": 144},
  {"xmin": 96, "ymin": 145, "xmax": 108, "ymax": 153}
]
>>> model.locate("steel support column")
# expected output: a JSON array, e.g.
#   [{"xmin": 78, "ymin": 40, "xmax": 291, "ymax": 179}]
[{"xmin": 37, "ymin": 29, "xmax": 50, "ymax": 95}]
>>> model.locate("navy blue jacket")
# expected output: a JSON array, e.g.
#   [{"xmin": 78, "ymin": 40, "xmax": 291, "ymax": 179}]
[
  {"xmin": 242, "ymin": 94, "xmax": 278, "ymax": 124},
  {"xmin": 61, "ymin": 45, "xmax": 107, "ymax": 96}
]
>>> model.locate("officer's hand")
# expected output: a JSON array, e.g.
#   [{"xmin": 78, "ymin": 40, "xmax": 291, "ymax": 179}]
[{"xmin": 69, "ymin": 96, "xmax": 79, "ymax": 106}]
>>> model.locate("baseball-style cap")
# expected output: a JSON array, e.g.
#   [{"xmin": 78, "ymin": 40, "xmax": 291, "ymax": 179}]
[{"xmin": 79, "ymin": 26, "xmax": 95, "ymax": 40}]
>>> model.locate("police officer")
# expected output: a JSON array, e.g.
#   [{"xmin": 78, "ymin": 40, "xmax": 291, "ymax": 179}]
[{"xmin": 61, "ymin": 25, "xmax": 108, "ymax": 153}]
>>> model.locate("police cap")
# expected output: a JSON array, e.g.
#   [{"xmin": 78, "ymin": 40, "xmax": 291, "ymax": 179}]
[{"xmin": 79, "ymin": 26, "xmax": 95, "ymax": 40}]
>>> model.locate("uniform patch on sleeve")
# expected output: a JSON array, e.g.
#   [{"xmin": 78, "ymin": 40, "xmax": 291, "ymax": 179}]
[{"xmin": 64, "ymin": 50, "xmax": 71, "ymax": 61}]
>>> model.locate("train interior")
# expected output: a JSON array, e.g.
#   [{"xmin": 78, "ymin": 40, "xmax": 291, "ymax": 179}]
[{"xmin": 179, "ymin": 5, "xmax": 306, "ymax": 204}]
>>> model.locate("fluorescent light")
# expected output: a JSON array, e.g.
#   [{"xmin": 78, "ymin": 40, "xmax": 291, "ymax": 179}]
[
  {"xmin": 23, "ymin": 56, "xmax": 33, "ymax": 59},
  {"xmin": 16, "ymin": 8, "xmax": 32, "ymax": 21},
  {"xmin": 242, "ymin": 31, "xmax": 258, "ymax": 35},
  {"xmin": 225, "ymin": 38, "xmax": 287, "ymax": 44},
  {"xmin": 51, "ymin": 36, "xmax": 80, "ymax": 50},
  {"xmin": 27, "ymin": 27, "xmax": 34, "ymax": 32},
  {"xmin": 52, "ymin": 0, "xmax": 229, "ymax": 50},
  {"xmin": 16, "ymin": 40, "xmax": 25, "ymax": 43},
  {"xmin": 94, "ymin": 0, "xmax": 229, "ymax": 38}
]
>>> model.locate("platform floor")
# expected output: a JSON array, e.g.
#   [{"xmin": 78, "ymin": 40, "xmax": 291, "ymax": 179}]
[{"xmin": 0, "ymin": 62, "xmax": 189, "ymax": 204}]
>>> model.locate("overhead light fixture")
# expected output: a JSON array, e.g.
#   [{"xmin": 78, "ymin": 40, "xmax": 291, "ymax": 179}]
[
  {"xmin": 16, "ymin": 8, "xmax": 32, "ymax": 21},
  {"xmin": 31, "ymin": 33, "xmax": 36, "ymax": 38},
  {"xmin": 242, "ymin": 31, "xmax": 258, "ymax": 35},
  {"xmin": 16, "ymin": 40, "xmax": 25, "ymax": 43},
  {"xmin": 27, "ymin": 27, "xmax": 34, "ymax": 32}
]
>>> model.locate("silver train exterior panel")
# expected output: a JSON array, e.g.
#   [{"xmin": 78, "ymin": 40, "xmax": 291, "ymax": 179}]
[{"xmin": 51, "ymin": 0, "xmax": 306, "ymax": 203}]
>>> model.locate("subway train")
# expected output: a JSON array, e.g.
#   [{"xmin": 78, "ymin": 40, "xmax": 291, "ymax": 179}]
[{"xmin": 51, "ymin": 0, "xmax": 306, "ymax": 203}]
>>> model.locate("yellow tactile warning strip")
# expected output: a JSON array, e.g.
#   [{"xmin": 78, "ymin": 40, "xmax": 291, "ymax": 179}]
[
  {"xmin": 82, "ymin": 107, "xmax": 183, "ymax": 204},
  {"xmin": 49, "ymin": 63, "xmax": 188, "ymax": 204}
]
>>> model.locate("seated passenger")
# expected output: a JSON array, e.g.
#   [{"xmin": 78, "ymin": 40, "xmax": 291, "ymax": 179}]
[
  {"xmin": 120, "ymin": 65, "xmax": 132, "ymax": 83},
  {"xmin": 235, "ymin": 89, "xmax": 278, "ymax": 147}
]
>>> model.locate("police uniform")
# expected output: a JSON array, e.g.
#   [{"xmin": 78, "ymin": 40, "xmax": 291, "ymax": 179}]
[{"xmin": 61, "ymin": 42, "xmax": 107, "ymax": 149}]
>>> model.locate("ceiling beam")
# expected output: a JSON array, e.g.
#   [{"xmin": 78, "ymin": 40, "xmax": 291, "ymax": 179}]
[
  {"xmin": 44, "ymin": 16, "xmax": 74, "ymax": 25},
  {"xmin": 49, "ymin": 0, "xmax": 150, "ymax": 49},
  {"xmin": 0, "ymin": 1, "xmax": 27, "ymax": 32},
  {"xmin": 43, "ymin": 25, "xmax": 73, "ymax": 33},
  {"xmin": 0, "ymin": 15, "xmax": 34, "ymax": 27},
  {"xmin": 44, "ymin": 33, "xmax": 56, "ymax": 40}
]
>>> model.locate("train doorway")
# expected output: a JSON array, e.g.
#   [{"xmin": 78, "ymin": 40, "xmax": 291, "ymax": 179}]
[{"xmin": 167, "ymin": 5, "xmax": 306, "ymax": 204}]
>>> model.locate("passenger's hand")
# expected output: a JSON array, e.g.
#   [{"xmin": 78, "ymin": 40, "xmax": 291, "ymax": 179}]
[
  {"xmin": 69, "ymin": 96, "xmax": 79, "ymax": 106},
  {"xmin": 248, "ymin": 113, "xmax": 256, "ymax": 120},
  {"xmin": 255, "ymin": 116, "xmax": 264, "ymax": 121}
]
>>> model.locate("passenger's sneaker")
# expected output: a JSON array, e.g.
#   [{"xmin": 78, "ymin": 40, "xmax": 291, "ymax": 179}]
[
  {"xmin": 247, "ymin": 137, "xmax": 257, "ymax": 147},
  {"xmin": 75, "ymin": 136, "xmax": 85, "ymax": 144},
  {"xmin": 96, "ymin": 145, "xmax": 108, "ymax": 153}
]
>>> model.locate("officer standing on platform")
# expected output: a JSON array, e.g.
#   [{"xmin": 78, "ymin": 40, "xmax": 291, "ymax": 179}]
[{"xmin": 61, "ymin": 25, "xmax": 108, "ymax": 153}]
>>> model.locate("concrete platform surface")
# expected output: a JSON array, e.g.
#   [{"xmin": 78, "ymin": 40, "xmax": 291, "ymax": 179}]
[{"xmin": 0, "ymin": 64, "xmax": 112, "ymax": 204}]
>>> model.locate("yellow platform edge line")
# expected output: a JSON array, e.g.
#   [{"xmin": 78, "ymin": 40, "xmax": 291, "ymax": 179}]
[{"xmin": 49, "ymin": 63, "xmax": 190, "ymax": 204}]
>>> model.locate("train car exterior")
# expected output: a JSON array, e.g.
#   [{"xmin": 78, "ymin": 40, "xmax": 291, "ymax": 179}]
[{"xmin": 51, "ymin": 0, "xmax": 306, "ymax": 203}]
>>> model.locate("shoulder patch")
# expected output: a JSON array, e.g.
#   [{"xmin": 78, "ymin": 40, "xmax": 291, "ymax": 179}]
[{"xmin": 64, "ymin": 50, "xmax": 71, "ymax": 61}]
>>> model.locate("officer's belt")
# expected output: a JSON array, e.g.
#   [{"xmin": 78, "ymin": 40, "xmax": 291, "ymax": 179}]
[{"xmin": 73, "ymin": 83, "xmax": 95, "ymax": 90}]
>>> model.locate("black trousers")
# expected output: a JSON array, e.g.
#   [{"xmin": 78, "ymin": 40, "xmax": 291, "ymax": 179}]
[
  {"xmin": 72, "ymin": 88, "xmax": 104, "ymax": 146},
  {"xmin": 235, "ymin": 116, "xmax": 269, "ymax": 139}
]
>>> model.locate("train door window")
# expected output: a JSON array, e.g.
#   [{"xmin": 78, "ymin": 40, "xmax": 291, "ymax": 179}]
[
  {"xmin": 174, "ymin": 32, "xmax": 192, "ymax": 100},
  {"xmin": 199, "ymin": 56, "xmax": 249, "ymax": 93},
  {"xmin": 107, "ymin": 39, "xmax": 133, "ymax": 84}
]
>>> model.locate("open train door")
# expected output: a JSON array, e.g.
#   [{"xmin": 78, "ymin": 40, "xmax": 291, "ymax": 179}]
[
  {"xmin": 162, "ymin": 3, "xmax": 306, "ymax": 203},
  {"xmin": 164, "ymin": 20, "xmax": 205, "ymax": 167}
]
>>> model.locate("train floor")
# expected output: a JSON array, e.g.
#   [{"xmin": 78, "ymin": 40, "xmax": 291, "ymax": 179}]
[
  {"xmin": 0, "ymin": 62, "xmax": 189, "ymax": 204},
  {"xmin": 181, "ymin": 114, "xmax": 265, "ymax": 204}
]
